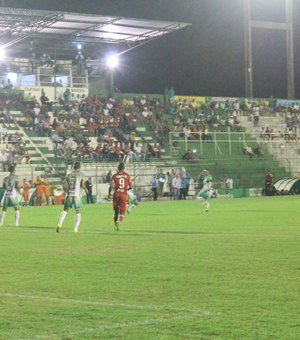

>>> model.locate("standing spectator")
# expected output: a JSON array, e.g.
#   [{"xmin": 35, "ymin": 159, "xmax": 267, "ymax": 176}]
[
  {"xmin": 157, "ymin": 168, "xmax": 166, "ymax": 197},
  {"xmin": 253, "ymin": 108, "xmax": 260, "ymax": 127},
  {"xmin": 105, "ymin": 170, "xmax": 112, "ymax": 183},
  {"xmin": 225, "ymin": 176, "xmax": 233, "ymax": 194},
  {"xmin": 265, "ymin": 171, "xmax": 275, "ymax": 196},
  {"xmin": 21, "ymin": 178, "xmax": 30, "ymax": 206},
  {"xmin": 32, "ymin": 176, "xmax": 44, "ymax": 206},
  {"xmin": 166, "ymin": 171, "xmax": 174, "ymax": 199},
  {"xmin": 42, "ymin": 175, "xmax": 51, "ymax": 205},
  {"xmin": 172, "ymin": 174, "xmax": 181, "ymax": 200},
  {"xmin": 150, "ymin": 175, "xmax": 158, "ymax": 201},
  {"xmin": 75, "ymin": 51, "xmax": 85, "ymax": 74},
  {"xmin": 197, "ymin": 171, "xmax": 205, "ymax": 190},
  {"xmin": 183, "ymin": 170, "xmax": 192, "ymax": 196},
  {"xmin": 180, "ymin": 175, "xmax": 188, "ymax": 200},
  {"xmin": 85, "ymin": 177, "xmax": 94, "ymax": 203}
]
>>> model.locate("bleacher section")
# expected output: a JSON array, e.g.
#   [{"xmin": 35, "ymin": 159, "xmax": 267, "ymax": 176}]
[
  {"xmin": 1, "ymin": 92, "xmax": 297, "ymax": 197},
  {"xmin": 1, "ymin": 111, "xmax": 66, "ymax": 185}
]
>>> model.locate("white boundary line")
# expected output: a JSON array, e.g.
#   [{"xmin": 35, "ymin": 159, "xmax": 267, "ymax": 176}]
[
  {"xmin": 27, "ymin": 314, "xmax": 204, "ymax": 339},
  {"xmin": 1, "ymin": 292, "xmax": 220, "ymax": 340},
  {"xmin": 0, "ymin": 292, "xmax": 217, "ymax": 314}
]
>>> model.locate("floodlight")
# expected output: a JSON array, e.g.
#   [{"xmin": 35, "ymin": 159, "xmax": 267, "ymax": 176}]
[{"xmin": 106, "ymin": 55, "xmax": 119, "ymax": 69}]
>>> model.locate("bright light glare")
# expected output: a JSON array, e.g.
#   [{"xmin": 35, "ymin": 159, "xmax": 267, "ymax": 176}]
[
  {"xmin": 106, "ymin": 55, "xmax": 119, "ymax": 69},
  {"xmin": 77, "ymin": 43, "xmax": 82, "ymax": 50},
  {"xmin": 0, "ymin": 47, "xmax": 6, "ymax": 60},
  {"xmin": 7, "ymin": 73, "xmax": 17, "ymax": 82}
]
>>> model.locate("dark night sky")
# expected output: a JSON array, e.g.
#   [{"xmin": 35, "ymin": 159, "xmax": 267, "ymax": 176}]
[{"xmin": 3, "ymin": 0, "xmax": 300, "ymax": 99}]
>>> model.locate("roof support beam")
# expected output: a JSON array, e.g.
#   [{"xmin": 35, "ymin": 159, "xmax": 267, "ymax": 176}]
[{"xmin": 0, "ymin": 12, "xmax": 64, "ymax": 49}]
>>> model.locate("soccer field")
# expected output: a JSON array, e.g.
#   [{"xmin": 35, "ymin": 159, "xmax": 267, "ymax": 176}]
[{"xmin": 0, "ymin": 196, "xmax": 299, "ymax": 339}]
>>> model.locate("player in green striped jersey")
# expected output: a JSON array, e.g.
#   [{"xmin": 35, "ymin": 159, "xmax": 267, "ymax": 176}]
[
  {"xmin": 0, "ymin": 165, "xmax": 21, "ymax": 227},
  {"xmin": 56, "ymin": 162, "xmax": 88, "ymax": 233}
]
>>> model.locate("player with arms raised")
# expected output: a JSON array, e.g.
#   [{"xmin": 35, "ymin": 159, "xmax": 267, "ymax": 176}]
[{"xmin": 109, "ymin": 162, "xmax": 131, "ymax": 230}]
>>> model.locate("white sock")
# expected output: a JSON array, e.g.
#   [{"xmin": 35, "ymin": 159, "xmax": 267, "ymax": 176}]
[
  {"xmin": 128, "ymin": 204, "xmax": 137, "ymax": 213},
  {"xmin": 15, "ymin": 210, "xmax": 20, "ymax": 226},
  {"xmin": 205, "ymin": 201, "xmax": 210, "ymax": 210},
  {"xmin": 58, "ymin": 210, "xmax": 67, "ymax": 227},
  {"xmin": 74, "ymin": 213, "xmax": 81, "ymax": 232},
  {"xmin": 0, "ymin": 211, "xmax": 6, "ymax": 226}
]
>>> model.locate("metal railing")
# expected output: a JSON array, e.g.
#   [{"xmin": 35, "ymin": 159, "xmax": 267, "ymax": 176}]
[{"xmin": 169, "ymin": 130, "xmax": 300, "ymax": 157}]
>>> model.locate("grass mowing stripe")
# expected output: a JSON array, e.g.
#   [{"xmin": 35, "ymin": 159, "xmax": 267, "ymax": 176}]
[{"xmin": 1, "ymin": 227, "xmax": 298, "ymax": 238}]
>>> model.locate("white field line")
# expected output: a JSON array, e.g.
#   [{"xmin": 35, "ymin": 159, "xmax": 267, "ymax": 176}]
[
  {"xmin": 0, "ymin": 292, "xmax": 217, "ymax": 315},
  {"xmin": 2, "ymin": 293, "xmax": 220, "ymax": 340},
  {"xmin": 25, "ymin": 313, "xmax": 208, "ymax": 340}
]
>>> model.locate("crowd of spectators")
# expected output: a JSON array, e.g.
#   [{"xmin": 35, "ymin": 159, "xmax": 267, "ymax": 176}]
[
  {"xmin": 167, "ymin": 97, "xmax": 300, "ymax": 143},
  {"xmin": 18, "ymin": 92, "xmax": 169, "ymax": 164},
  {"xmin": 3, "ymin": 87, "xmax": 300, "ymax": 167},
  {"xmin": 0, "ymin": 92, "xmax": 33, "ymax": 169}
]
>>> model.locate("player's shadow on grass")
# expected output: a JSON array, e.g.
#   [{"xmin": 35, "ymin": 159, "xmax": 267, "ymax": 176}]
[{"xmin": 24, "ymin": 225, "xmax": 56, "ymax": 231}]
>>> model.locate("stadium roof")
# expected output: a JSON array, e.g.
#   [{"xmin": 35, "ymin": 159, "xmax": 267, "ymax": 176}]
[{"xmin": 0, "ymin": 7, "xmax": 190, "ymax": 57}]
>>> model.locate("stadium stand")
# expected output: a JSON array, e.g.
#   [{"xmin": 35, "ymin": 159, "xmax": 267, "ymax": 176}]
[{"xmin": 1, "ymin": 78, "xmax": 297, "ymax": 199}]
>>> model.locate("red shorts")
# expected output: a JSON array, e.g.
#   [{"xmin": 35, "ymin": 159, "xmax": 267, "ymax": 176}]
[{"xmin": 113, "ymin": 192, "xmax": 127, "ymax": 216}]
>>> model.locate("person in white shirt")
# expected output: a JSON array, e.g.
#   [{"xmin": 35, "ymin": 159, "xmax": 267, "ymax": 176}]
[
  {"xmin": 225, "ymin": 177, "xmax": 233, "ymax": 194},
  {"xmin": 172, "ymin": 174, "xmax": 181, "ymax": 200}
]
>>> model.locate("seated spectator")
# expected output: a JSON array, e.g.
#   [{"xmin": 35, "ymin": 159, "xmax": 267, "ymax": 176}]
[
  {"xmin": 101, "ymin": 143, "xmax": 111, "ymax": 160},
  {"xmin": 182, "ymin": 149, "xmax": 196, "ymax": 161},
  {"xmin": 245, "ymin": 145, "xmax": 254, "ymax": 159},
  {"xmin": 40, "ymin": 54, "xmax": 50, "ymax": 67},
  {"xmin": 5, "ymin": 79, "xmax": 13, "ymax": 90},
  {"xmin": 0, "ymin": 125, "xmax": 8, "ymax": 142},
  {"xmin": 94, "ymin": 143, "xmax": 102, "ymax": 160},
  {"xmin": 254, "ymin": 145, "xmax": 265, "ymax": 160},
  {"xmin": 75, "ymin": 143, "xmax": 85, "ymax": 160},
  {"xmin": 8, "ymin": 132, "xmax": 22, "ymax": 146},
  {"xmin": 0, "ymin": 150, "xmax": 8, "ymax": 171},
  {"xmin": 15, "ymin": 143, "xmax": 31, "ymax": 164},
  {"xmin": 112, "ymin": 141, "xmax": 123, "ymax": 160},
  {"xmin": 151, "ymin": 143, "xmax": 161, "ymax": 158},
  {"xmin": 201, "ymin": 128, "xmax": 212, "ymax": 141}
]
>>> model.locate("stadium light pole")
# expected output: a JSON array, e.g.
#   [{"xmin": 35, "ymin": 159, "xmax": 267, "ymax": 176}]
[{"xmin": 244, "ymin": 0, "xmax": 294, "ymax": 99}]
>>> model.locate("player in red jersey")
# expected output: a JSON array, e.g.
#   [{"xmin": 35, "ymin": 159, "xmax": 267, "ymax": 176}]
[{"xmin": 109, "ymin": 162, "xmax": 131, "ymax": 230}]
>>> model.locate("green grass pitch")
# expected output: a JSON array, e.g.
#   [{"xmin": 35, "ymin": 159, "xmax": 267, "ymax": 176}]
[{"xmin": 0, "ymin": 196, "xmax": 299, "ymax": 339}]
